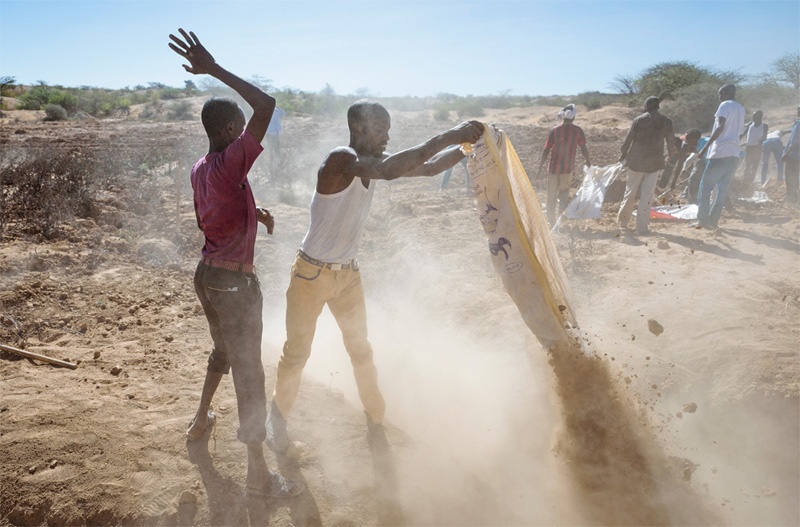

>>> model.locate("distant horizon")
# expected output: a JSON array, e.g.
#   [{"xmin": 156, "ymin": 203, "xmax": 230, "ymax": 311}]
[{"xmin": 1, "ymin": 0, "xmax": 798, "ymax": 98}]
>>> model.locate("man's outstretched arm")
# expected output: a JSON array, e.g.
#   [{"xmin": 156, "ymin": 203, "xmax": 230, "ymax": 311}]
[
  {"xmin": 169, "ymin": 28, "xmax": 275, "ymax": 142},
  {"xmin": 354, "ymin": 121, "xmax": 483, "ymax": 181}
]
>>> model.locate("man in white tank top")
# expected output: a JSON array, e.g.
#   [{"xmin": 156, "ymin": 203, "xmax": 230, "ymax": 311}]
[
  {"xmin": 266, "ymin": 101, "xmax": 483, "ymax": 457},
  {"xmin": 740, "ymin": 110, "xmax": 769, "ymax": 190}
]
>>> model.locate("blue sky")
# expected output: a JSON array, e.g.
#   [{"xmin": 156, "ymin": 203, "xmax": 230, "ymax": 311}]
[{"xmin": 1, "ymin": 0, "xmax": 798, "ymax": 97}]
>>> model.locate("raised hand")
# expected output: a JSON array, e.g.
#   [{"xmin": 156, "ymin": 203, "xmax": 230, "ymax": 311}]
[{"xmin": 168, "ymin": 28, "xmax": 216, "ymax": 75}]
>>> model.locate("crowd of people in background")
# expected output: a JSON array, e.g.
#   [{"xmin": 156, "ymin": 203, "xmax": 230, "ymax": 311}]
[{"xmin": 534, "ymin": 84, "xmax": 800, "ymax": 233}]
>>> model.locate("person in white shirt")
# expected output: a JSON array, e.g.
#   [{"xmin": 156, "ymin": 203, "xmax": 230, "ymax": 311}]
[
  {"xmin": 265, "ymin": 100, "xmax": 483, "ymax": 457},
  {"xmin": 740, "ymin": 110, "xmax": 769, "ymax": 189},
  {"xmin": 693, "ymin": 84, "xmax": 746, "ymax": 229}
]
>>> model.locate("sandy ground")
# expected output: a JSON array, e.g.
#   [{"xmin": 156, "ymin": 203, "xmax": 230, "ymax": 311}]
[{"xmin": 0, "ymin": 104, "xmax": 798, "ymax": 526}]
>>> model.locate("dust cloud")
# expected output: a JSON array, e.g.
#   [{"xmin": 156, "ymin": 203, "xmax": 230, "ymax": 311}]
[{"xmin": 256, "ymin": 199, "xmax": 726, "ymax": 525}]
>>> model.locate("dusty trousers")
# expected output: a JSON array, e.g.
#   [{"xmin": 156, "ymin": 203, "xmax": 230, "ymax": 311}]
[
  {"xmin": 617, "ymin": 169, "xmax": 659, "ymax": 234},
  {"xmin": 194, "ymin": 262, "xmax": 267, "ymax": 444},
  {"xmin": 546, "ymin": 172, "xmax": 572, "ymax": 225},
  {"xmin": 273, "ymin": 253, "xmax": 385, "ymax": 423}
]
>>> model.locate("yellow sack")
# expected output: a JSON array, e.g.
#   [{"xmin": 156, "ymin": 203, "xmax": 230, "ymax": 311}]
[{"xmin": 466, "ymin": 126, "xmax": 576, "ymax": 346}]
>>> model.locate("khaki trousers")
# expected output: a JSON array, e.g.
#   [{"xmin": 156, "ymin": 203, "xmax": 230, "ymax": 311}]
[
  {"xmin": 618, "ymin": 169, "xmax": 659, "ymax": 233},
  {"xmin": 546, "ymin": 172, "xmax": 572, "ymax": 225},
  {"xmin": 273, "ymin": 253, "xmax": 385, "ymax": 423}
]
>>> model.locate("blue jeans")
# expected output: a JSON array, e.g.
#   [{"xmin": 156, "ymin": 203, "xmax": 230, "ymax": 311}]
[
  {"xmin": 760, "ymin": 138, "xmax": 784, "ymax": 183},
  {"xmin": 697, "ymin": 157, "xmax": 739, "ymax": 228},
  {"xmin": 440, "ymin": 158, "xmax": 469, "ymax": 190}
]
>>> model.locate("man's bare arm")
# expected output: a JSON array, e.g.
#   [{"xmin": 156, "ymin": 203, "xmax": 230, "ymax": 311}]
[
  {"xmin": 402, "ymin": 145, "xmax": 466, "ymax": 178},
  {"xmin": 537, "ymin": 145, "xmax": 552, "ymax": 175},
  {"xmin": 169, "ymin": 29, "xmax": 275, "ymax": 142},
  {"xmin": 581, "ymin": 144, "xmax": 591, "ymax": 167},
  {"xmin": 353, "ymin": 121, "xmax": 483, "ymax": 181},
  {"xmin": 619, "ymin": 121, "xmax": 636, "ymax": 162},
  {"xmin": 665, "ymin": 120, "xmax": 676, "ymax": 158},
  {"xmin": 698, "ymin": 116, "xmax": 726, "ymax": 158}
]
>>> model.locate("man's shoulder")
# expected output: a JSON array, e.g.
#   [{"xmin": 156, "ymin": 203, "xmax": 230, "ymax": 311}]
[
  {"xmin": 719, "ymin": 99, "xmax": 745, "ymax": 113},
  {"xmin": 321, "ymin": 146, "xmax": 357, "ymax": 170},
  {"xmin": 328, "ymin": 145, "xmax": 357, "ymax": 157},
  {"xmin": 555, "ymin": 122, "xmax": 584, "ymax": 133}
]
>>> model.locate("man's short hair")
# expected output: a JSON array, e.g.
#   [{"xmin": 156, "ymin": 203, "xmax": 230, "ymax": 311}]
[
  {"xmin": 720, "ymin": 84, "xmax": 736, "ymax": 97},
  {"xmin": 644, "ymin": 96, "xmax": 660, "ymax": 111},
  {"xmin": 201, "ymin": 97, "xmax": 241, "ymax": 136},
  {"xmin": 347, "ymin": 100, "xmax": 389, "ymax": 131}
]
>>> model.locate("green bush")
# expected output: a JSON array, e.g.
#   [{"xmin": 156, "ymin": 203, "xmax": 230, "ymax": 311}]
[
  {"xmin": 433, "ymin": 107, "xmax": 451, "ymax": 121},
  {"xmin": 44, "ymin": 104, "xmax": 68, "ymax": 121},
  {"xmin": 453, "ymin": 97, "xmax": 484, "ymax": 119},
  {"xmin": 167, "ymin": 100, "xmax": 193, "ymax": 121},
  {"xmin": 662, "ymin": 82, "xmax": 721, "ymax": 132}
]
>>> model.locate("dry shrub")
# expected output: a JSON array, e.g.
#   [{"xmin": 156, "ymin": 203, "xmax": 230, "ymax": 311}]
[{"xmin": 0, "ymin": 147, "xmax": 95, "ymax": 239}]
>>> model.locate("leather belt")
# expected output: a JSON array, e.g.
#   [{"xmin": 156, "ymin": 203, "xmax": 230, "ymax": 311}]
[
  {"xmin": 298, "ymin": 250, "xmax": 358, "ymax": 271},
  {"xmin": 202, "ymin": 256, "xmax": 255, "ymax": 274}
]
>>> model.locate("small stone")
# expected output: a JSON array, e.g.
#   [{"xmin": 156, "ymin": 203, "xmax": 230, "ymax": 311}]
[
  {"xmin": 164, "ymin": 335, "xmax": 174, "ymax": 343},
  {"xmin": 110, "ymin": 365, "xmax": 122, "ymax": 376},
  {"xmin": 93, "ymin": 351, "xmax": 101, "ymax": 360},
  {"xmin": 657, "ymin": 240, "xmax": 670, "ymax": 250},
  {"xmin": 28, "ymin": 466, "xmax": 36, "ymax": 474},
  {"xmin": 648, "ymin": 319, "xmax": 664, "ymax": 336},
  {"xmin": 683, "ymin": 402, "xmax": 698, "ymax": 413},
  {"xmin": 49, "ymin": 459, "xmax": 58, "ymax": 469}
]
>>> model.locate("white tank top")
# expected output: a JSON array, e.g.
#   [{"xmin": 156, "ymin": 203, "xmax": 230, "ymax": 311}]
[
  {"xmin": 300, "ymin": 177, "xmax": 375, "ymax": 263},
  {"xmin": 745, "ymin": 123, "xmax": 765, "ymax": 146}
]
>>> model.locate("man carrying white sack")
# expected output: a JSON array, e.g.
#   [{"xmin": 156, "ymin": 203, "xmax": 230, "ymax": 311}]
[{"xmin": 618, "ymin": 96, "xmax": 676, "ymax": 235}]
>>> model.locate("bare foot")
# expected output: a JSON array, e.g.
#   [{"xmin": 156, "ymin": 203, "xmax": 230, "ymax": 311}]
[{"xmin": 186, "ymin": 410, "xmax": 215, "ymax": 440}]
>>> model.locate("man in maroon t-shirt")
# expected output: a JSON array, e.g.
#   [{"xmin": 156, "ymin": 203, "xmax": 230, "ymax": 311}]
[
  {"xmin": 169, "ymin": 28, "xmax": 301, "ymax": 501},
  {"xmin": 537, "ymin": 104, "xmax": 591, "ymax": 225}
]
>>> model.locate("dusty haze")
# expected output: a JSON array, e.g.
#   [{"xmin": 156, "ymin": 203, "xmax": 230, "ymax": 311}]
[{"xmin": 0, "ymin": 103, "xmax": 798, "ymax": 526}]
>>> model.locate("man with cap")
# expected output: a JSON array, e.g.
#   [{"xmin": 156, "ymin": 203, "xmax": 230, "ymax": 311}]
[
  {"xmin": 617, "ymin": 96, "xmax": 676, "ymax": 235},
  {"xmin": 537, "ymin": 104, "xmax": 592, "ymax": 225}
]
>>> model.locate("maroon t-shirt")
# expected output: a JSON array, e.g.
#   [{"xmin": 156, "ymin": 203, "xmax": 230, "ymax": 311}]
[
  {"xmin": 545, "ymin": 122, "xmax": 587, "ymax": 174},
  {"xmin": 191, "ymin": 130, "xmax": 264, "ymax": 265}
]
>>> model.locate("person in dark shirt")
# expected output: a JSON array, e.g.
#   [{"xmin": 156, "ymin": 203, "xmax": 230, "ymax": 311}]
[
  {"xmin": 618, "ymin": 96, "xmax": 676, "ymax": 235},
  {"xmin": 660, "ymin": 128, "xmax": 702, "ymax": 191},
  {"xmin": 537, "ymin": 104, "xmax": 591, "ymax": 225}
]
